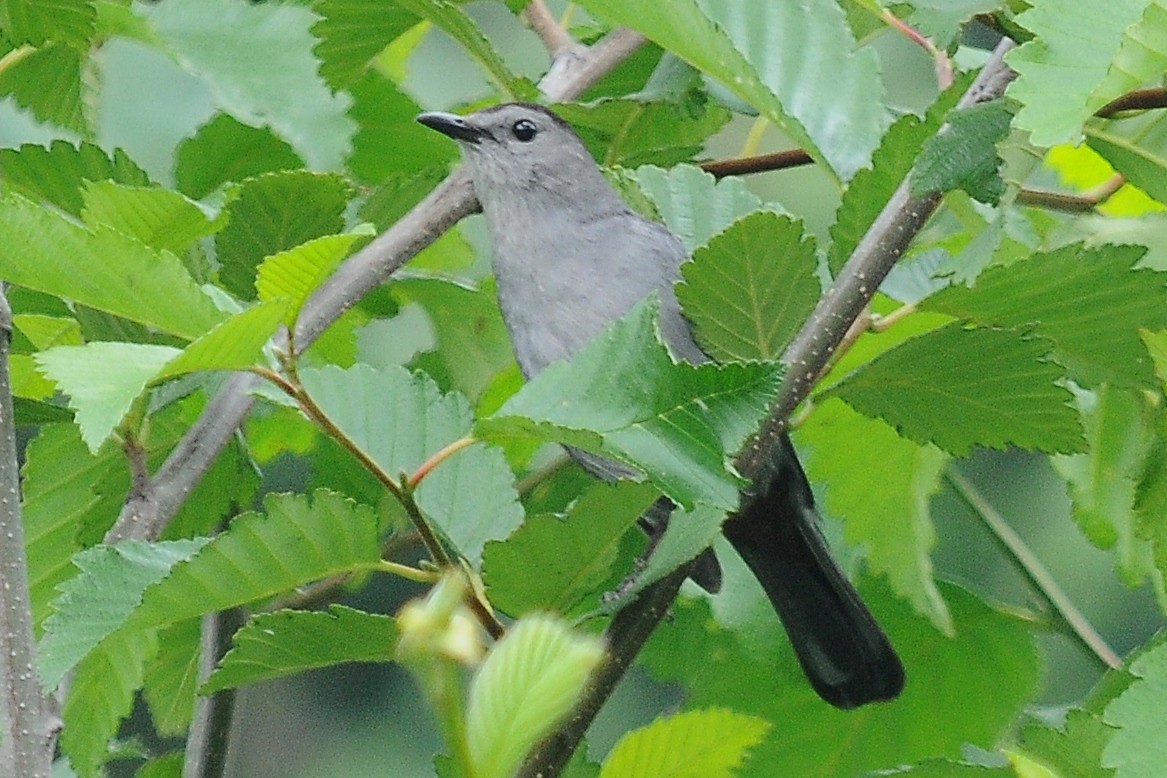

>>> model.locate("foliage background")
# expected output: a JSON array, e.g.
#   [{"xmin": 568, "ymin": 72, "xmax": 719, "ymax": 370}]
[{"xmin": 2, "ymin": 1, "xmax": 1167, "ymax": 777}]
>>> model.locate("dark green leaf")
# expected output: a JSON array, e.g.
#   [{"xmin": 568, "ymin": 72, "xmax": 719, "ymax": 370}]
[
  {"xmin": 311, "ymin": 0, "xmax": 420, "ymax": 89},
  {"xmin": 828, "ymin": 323, "xmax": 1082, "ymax": 456},
  {"xmin": 348, "ymin": 73, "xmax": 455, "ymax": 184},
  {"xmin": 143, "ymin": 619, "xmax": 201, "ymax": 736},
  {"xmin": 0, "ymin": 0, "xmax": 96, "ymax": 46},
  {"xmin": 175, "ymin": 113, "xmax": 304, "ymax": 199},
  {"xmin": 923, "ymin": 243, "xmax": 1167, "ymax": 388},
  {"xmin": 215, "ymin": 171, "xmax": 351, "ymax": 300},
  {"xmin": 202, "ymin": 606, "xmax": 398, "ymax": 693},
  {"xmin": 913, "ymin": 100, "xmax": 1011, "ymax": 205},
  {"xmin": 481, "ymin": 298, "xmax": 783, "ymax": 511},
  {"xmin": 0, "ymin": 140, "xmax": 150, "ymax": 216},
  {"xmin": 482, "ymin": 481, "xmax": 657, "ymax": 617},
  {"xmin": 0, "ymin": 42, "xmax": 88, "ymax": 133},
  {"xmin": 1015, "ymin": 709, "xmax": 1115, "ymax": 778},
  {"xmin": 677, "ymin": 211, "xmax": 819, "ymax": 362}
]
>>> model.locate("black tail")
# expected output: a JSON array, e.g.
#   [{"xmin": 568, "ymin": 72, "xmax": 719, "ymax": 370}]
[{"xmin": 722, "ymin": 436, "xmax": 905, "ymax": 709}]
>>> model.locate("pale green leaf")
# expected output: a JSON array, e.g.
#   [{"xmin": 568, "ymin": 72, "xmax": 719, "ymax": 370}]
[
  {"xmin": 300, "ymin": 364, "xmax": 524, "ymax": 564},
  {"xmin": 0, "ymin": 193, "xmax": 226, "ymax": 338},
  {"xmin": 1102, "ymin": 641, "xmax": 1167, "ymax": 778},
  {"xmin": 467, "ymin": 615, "xmax": 604, "ymax": 778},
  {"xmin": 13, "ymin": 314, "xmax": 83, "ymax": 349},
  {"xmin": 255, "ymin": 229, "xmax": 374, "ymax": 324},
  {"xmin": 1052, "ymin": 386, "xmax": 1159, "ymax": 588},
  {"xmin": 158, "ymin": 299, "xmax": 289, "ymax": 378},
  {"xmin": 80, "ymin": 181, "xmax": 222, "ymax": 255},
  {"xmin": 677, "ymin": 211, "xmax": 819, "ymax": 362},
  {"xmin": 202, "ymin": 606, "xmax": 398, "ymax": 693},
  {"xmin": 828, "ymin": 324, "xmax": 1082, "ymax": 456},
  {"xmin": 800, "ymin": 398, "xmax": 952, "ymax": 632},
  {"xmin": 35, "ymin": 342, "xmax": 181, "ymax": 452},
  {"xmin": 632, "ymin": 164, "xmax": 775, "ymax": 254},
  {"xmin": 38, "ymin": 539, "xmax": 208, "ymax": 691},
  {"xmin": 576, "ymin": 0, "xmax": 888, "ymax": 180},
  {"xmin": 1006, "ymin": 0, "xmax": 1151, "ymax": 146},
  {"xmin": 143, "ymin": 0, "xmax": 355, "ymax": 169},
  {"xmin": 598, "ymin": 708, "xmax": 770, "ymax": 778},
  {"xmin": 1095, "ymin": 0, "xmax": 1167, "ymax": 113},
  {"xmin": 1086, "ymin": 119, "xmax": 1167, "ymax": 205}
]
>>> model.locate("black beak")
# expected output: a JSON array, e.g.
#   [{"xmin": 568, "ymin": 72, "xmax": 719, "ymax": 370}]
[{"xmin": 417, "ymin": 111, "xmax": 485, "ymax": 144}]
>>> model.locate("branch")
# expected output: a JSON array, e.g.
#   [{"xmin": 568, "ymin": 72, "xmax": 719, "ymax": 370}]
[
  {"xmin": 700, "ymin": 148, "xmax": 814, "ymax": 178},
  {"xmin": 107, "ymin": 27, "xmax": 649, "ymax": 543},
  {"xmin": 518, "ymin": 37, "xmax": 1020, "ymax": 778},
  {"xmin": 1096, "ymin": 86, "xmax": 1167, "ymax": 117},
  {"xmin": 523, "ymin": 0, "xmax": 577, "ymax": 58},
  {"xmin": 183, "ymin": 608, "xmax": 246, "ymax": 778},
  {"xmin": 0, "ymin": 285, "xmax": 58, "ymax": 778},
  {"xmin": 945, "ymin": 469, "xmax": 1122, "ymax": 669}
]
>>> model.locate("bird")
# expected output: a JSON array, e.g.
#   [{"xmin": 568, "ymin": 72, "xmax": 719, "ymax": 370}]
[{"xmin": 417, "ymin": 102, "xmax": 904, "ymax": 708}]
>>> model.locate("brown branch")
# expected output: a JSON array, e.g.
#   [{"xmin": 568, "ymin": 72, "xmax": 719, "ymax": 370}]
[
  {"xmin": 1096, "ymin": 87, "xmax": 1167, "ymax": 118},
  {"xmin": 523, "ymin": 0, "xmax": 577, "ymax": 58},
  {"xmin": 700, "ymin": 148, "xmax": 815, "ymax": 178}
]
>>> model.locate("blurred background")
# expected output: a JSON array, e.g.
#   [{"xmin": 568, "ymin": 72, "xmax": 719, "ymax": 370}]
[{"xmin": 3, "ymin": 2, "xmax": 1161, "ymax": 776}]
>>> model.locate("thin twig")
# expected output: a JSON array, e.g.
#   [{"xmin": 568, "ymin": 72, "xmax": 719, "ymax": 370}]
[
  {"xmin": 1097, "ymin": 87, "xmax": 1167, "ymax": 117},
  {"xmin": 183, "ymin": 608, "xmax": 246, "ymax": 778},
  {"xmin": 1016, "ymin": 174, "xmax": 1126, "ymax": 214},
  {"xmin": 945, "ymin": 469, "xmax": 1123, "ymax": 669},
  {"xmin": 700, "ymin": 148, "xmax": 815, "ymax": 178}
]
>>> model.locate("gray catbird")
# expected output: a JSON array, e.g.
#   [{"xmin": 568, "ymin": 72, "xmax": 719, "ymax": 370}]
[{"xmin": 418, "ymin": 102, "xmax": 904, "ymax": 708}]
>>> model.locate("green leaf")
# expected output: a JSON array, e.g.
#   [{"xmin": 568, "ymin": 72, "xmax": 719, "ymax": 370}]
[
  {"xmin": 0, "ymin": 193, "xmax": 225, "ymax": 338},
  {"xmin": 632, "ymin": 164, "xmax": 775, "ymax": 254},
  {"xmin": 392, "ymin": 0, "xmax": 531, "ymax": 100},
  {"xmin": 157, "ymin": 299, "xmax": 290, "ymax": 378},
  {"xmin": 80, "ymin": 181, "xmax": 223, "ymax": 255},
  {"xmin": 1096, "ymin": 0, "xmax": 1167, "ymax": 106},
  {"xmin": 799, "ymin": 398, "xmax": 952, "ymax": 632},
  {"xmin": 575, "ymin": 0, "xmax": 888, "ymax": 180},
  {"xmin": 143, "ymin": 619, "xmax": 201, "ymax": 736},
  {"xmin": 1006, "ymin": 0, "xmax": 1151, "ymax": 146},
  {"xmin": 0, "ymin": 42, "xmax": 88, "ymax": 133},
  {"xmin": 0, "ymin": 140, "xmax": 151, "ymax": 217},
  {"xmin": 13, "ymin": 314, "xmax": 83, "ymax": 349},
  {"xmin": 201, "ymin": 606, "xmax": 398, "ymax": 693},
  {"xmin": 255, "ymin": 230, "xmax": 374, "ymax": 325},
  {"xmin": 35, "ymin": 342, "xmax": 180, "ymax": 452},
  {"xmin": 677, "ymin": 211, "xmax": 819, "ymax": 362},
  {"xmin": 481, "ymin": 481, "xmax": 658, "ymax": 617},
  {"xmin": 175, "ymin": 113, "xmax": 304, "ymax": 199},
  {"xmin": 130, "ymin": 491, "xmax": 382, "ymax": 629},
  {"xmin": 215, "ymin": 171, "xmax": 352, "ymax": 300},
  {"xmin": 1052, "ymin": 386, "xmax": 1159, "ymax": 589},
  {"xmin": 300, "ymin": 365, "xmax": 524, "ymax": 564},
  {"xmin": 1086, "ymin": 116, "xmax": 1167, "ymax": 205},
  {"xmin": 913, "ymin": 100, "xmax": 1011, "ymax": 205},
  {"xmin": 554, "ymin": 98, "xmax": 732, "ymax": 169},
  {"xmin": 38, "ymin": 539, "xmax": 208, "ymax": 691},
  {"xmin": 311, "ymin": 0, "xmax": 421, "ymax": 89},
  {"xmin": 1102, "ymin": 641, "xmax": 1167, "ymax": 778},
  {"xmin": 0, "ymin": 0, "xmax": 96, "ymax": 46},
  {"xmin": 1014, "ymin": 709, "xmax": 1116, "ymax": 778},
  {"xmin": 923, "ymin": 243, "xmax": 1167, "ymax": 389},
  {"xmin": 347, "ymin": 73, "xmax": 455, "ymax": 184},
  {"xmin": 828, "ymin": 323, "xmax": 1082, "ymax": 456},
  {"xmin": 143, "ymin": 0, "xmax": 355, "ymax": 170},
  {"xmin": 392, "ymin": 277, "xmax": 514, "ymax": 402},
  {"xmin": 59, "ymin": 627, "xmax": 157, "ymax": 776},
  {"xmin": 481, "ymin": 298, "xmax": 784, "ymax": 511},
  {"xmin": 466, "ymin": 615, "xmax": 604, "ymax": 778},
  {"xmin": 598, "ymin": 708, "xmax": 770, "ymax": 778},
  {"xmin": 642, "ymin": 588, "xmax": 1039, "ymax": 777}
]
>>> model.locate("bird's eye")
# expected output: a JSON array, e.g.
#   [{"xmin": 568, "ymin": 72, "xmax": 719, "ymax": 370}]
[{"xmin": 512, "ymin": 119, "xmax": 538, "ymax": 142}]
